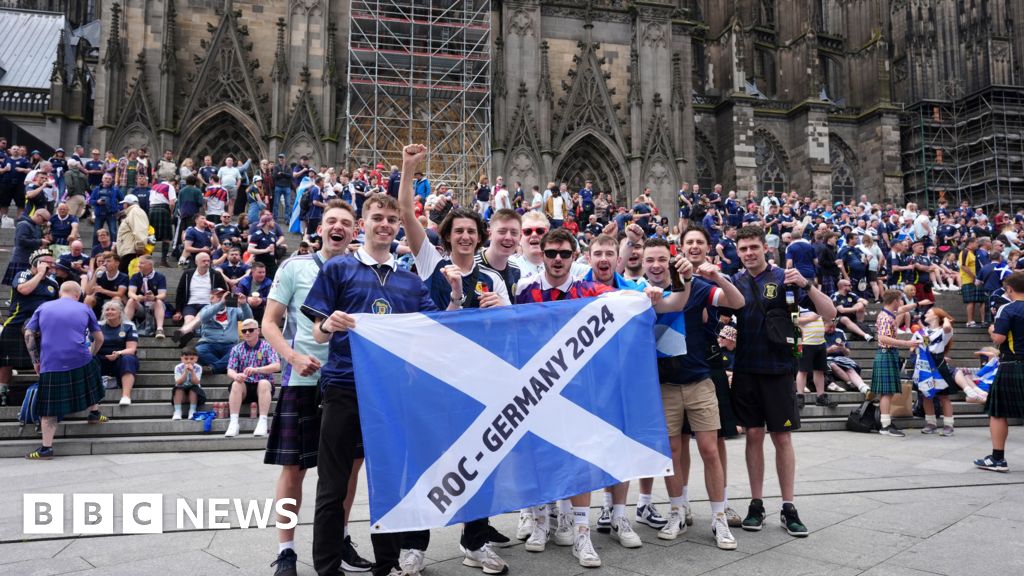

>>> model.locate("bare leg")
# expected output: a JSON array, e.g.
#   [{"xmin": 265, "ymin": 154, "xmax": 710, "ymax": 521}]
[
  {"xmin": 745, "ymin": 427, "xmax": 766, "ymax": 500},
  {"xmin": 276, "ymin": 466, "xmax": 307, "ymax": 544},
  {"xmin": 770, "ymin": 431, "xmax": 796, "ymax": 502},
  {"xmin": 121, "ymin": 372, "xmax": 135, "ymax": 400}
]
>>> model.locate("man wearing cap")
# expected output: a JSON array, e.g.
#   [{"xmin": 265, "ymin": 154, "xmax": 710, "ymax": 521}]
[
  {"xmin": 193, "ymin": 288, "xmax": 253, "ymax": 374},
  {"xmin": 115, "ymin": 193, "xmax": 151, "ymax": 274},
  {"xmin": 272, "ymin": 153, "xmax": 293, "ymax": 223},
  {"xmin": 0, "ymin": 249, "xmax": 59, "ymax": 407},
  {"xmin": 225, "ymin": 318, "xmax": 280, "ymax": 437},
  {"xmin": 246, "ymin": 175, "xmax": 267, "ymax": 225},
  {"xmin": 48, "ymin": 148, "xmax": 68, "ymax": 196}
]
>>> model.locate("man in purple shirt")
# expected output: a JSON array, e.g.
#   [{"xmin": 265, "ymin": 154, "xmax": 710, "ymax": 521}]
[{"xmin": 24, "ymin": 281, "xmax": 107, "ymax": 459}]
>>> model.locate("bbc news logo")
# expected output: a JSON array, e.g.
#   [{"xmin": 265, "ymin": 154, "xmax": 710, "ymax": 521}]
[{"xmin": 24, "ymin": 494, "xmax": 298, "ymax": 535}]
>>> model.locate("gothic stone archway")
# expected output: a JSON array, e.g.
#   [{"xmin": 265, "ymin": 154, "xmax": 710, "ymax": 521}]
[
  {"xmin": 555, "ymin": 134, "xmax": 628, "ymax": 205},
  {"xmin": 178, "ymin": 109, "xmax": 266, "ymax": 165}
]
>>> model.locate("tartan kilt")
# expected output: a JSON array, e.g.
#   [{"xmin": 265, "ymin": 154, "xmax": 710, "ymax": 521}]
[
  {"xmin": 819, "ymin": 274, "xmax": 837, "ymax": 297},
  {"xmin": 2, "ymin": 261, "xmax": 29, "ymax": 286},
  {"xmin": 961, "ymin": 283, "xmax": 988, "ymax": 304},
  {"xmin": 37, "ymin": 359, "xmax": 104, "ymax": 418},
  {"xmin": 264, "ymin": 386, "xmax": 321, "ymax": 469},
  {"xmin": 871, "ymin": 348, "xmax": 902, "ymax": 395},
  {"xmin": 0, "ymin": 323, "xmax": 33, "ymax": 369},
  {"xmin": 986, "ymin": 361, "xmax": 1024, "ymax": 419},
  {"xmin": 149, "ymin": 204, "xmax": 173, "ymax": 242}
]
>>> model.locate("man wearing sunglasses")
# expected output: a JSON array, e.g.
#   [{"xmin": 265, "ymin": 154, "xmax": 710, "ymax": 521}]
[
  {"xmin": 510, "ymin": 212, "xmax": 589, "ymax": 279},
  {"xmin": 514, "ymin": 228, "xmax": 690, "ymax": 568},
  {"xmin": 225, "ymin": 318, "xmax": 280, "ymax": 437}
]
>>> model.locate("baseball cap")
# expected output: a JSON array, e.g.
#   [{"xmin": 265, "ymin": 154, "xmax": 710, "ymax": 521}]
[
  {"xmin": 211, "ymin": 288, "xmax": 228, "ymax": 296},
  {"xmin": 253, "ymin": 175, "xmax": 262, "ymax": 182},
  {"xmin": 122, "ymin": 194, "xmax": 139, "ymax": 205}
]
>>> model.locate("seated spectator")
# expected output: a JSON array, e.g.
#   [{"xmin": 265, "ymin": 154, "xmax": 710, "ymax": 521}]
[
  {"xmin": 217, "ymin": 246, "xmax": 250, "ymax": 290},
  {"xmin": 248, "ymin": 213, "xmax": 283, "ymax": 278},
  {"xmin": 895, "ymin": 283, "xmax": 928, "ymax": 333},
  {"xmin": 125, "ymin": 256, "xmax": 168, "ymax": 338},
  {"xmin": 225, "ymin": 317, "xmax": 280, "ymax": 434},
  {"xmin": 59, "ymin": 239, "xmax": 91, "ymax": 275},
  {"xmin": 172, "ymin": 252, "xmax": 228, "ymax": 337},
  {"xmin": 824, "ymin": 323, "xmax": 870, "ymax": 394},
  {"xmin": 49, "ymin": 202, "xmax": 80, "ymax": 247},
  {"xmin": 193, "ymin": 288, "xmax": 253, "ymax": 374},
  {"xmin": 215, "ymin": 212, "xmax": 243, "ymax": 247},
  {"xmin": 84, "ymin": 252, "xmax": 129, "ymax": 316},
  {"xmin": 236, "ymin": 261, "xmax": 271, "ymax": 324},
  {"xmin": 96, "ymin": 300, "xmax": 139, "ymax": 406},
  {"xmin": 90, "ymin": 227, "xmax": 116, "ymax": 258},
  {"xmin": 171, "ymin": 347, "xmax": 206, "ymax": 420},
  {"xmin": 182, "ymin": 214, "xmax": 220, "ymax": 267},
  {"xmin": 830, "ymin": 279, "xmax": 873, "ymax": 341},
  {"xmin": 224, "ymin": 318, "xmax": 279, "ymax": 438}
]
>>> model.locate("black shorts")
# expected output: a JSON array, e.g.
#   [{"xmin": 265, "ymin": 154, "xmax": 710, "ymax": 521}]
[
  {"xmin": 730, "ymin": 371, "xmax": 801, "ymax": 432},
  {"xmin": 239, "ymin": 379, "xmax": 276, "ymax": 404},
  {"xmin": 799, "ymin": 344, "xmax": 828, "ymax": 373},
  {"xmin": 182, "ymin": 304, "xmax": 204, "ymax": 317},
  {"xmin": 0, "ymin": 323, "xmax": 32, "ymax": 369},
  {"xmin": 0, "ymin": 181, "xmax": 24, "ymax": 209}
]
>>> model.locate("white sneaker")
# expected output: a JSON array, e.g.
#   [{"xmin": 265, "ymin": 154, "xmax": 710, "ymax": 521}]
[
  {"xmin": 461, "ymin": 544, "xmax": 508, "ymax": 575},
  {"xmin": 572, "ymin": 527, "xmax": 601, "ymax": 568},
  {"xmin": 636, "ymin": 503, "xmax": 668, "ymax": 528},
  {"xmin": 712, "ymin": 512, "xmax": 738, "ymax": 550},
  {"xmin": 683, "ymin": 504, "xmax": 694, "ymax": 526},
  {"xmin": 611, "ymin": 516, "xmax": 643, "ymax": 548},
  {"xmin": 188, "ymin": 410, "xmax": 196, "ymax": 419},
  {"xmin": 253, "ymin": 418, "xmax": 268, "ymax": 437},
  {"xmin": 553, "ymin": 513, "xmax": 574, "ymax": 546},
  {"xmin": 725, "ymin": 507, "xmax": 743, "ymax": 528},
  {"xmin": 525, "ymin": 513, "xmax": 550, "ymax": 552},
  {"xmin": 224, "ymin": 420, "xmax": 239, "ymax": 437},
  {"xmin": 658, "ymin": 507, "xmax": 687, "ymax": 540},
  {"xmin": 515, "ymin": 510, "xmax": 535, "ymax": 540},
  {"xmin": 171, "ymin": 412, "xmax": 182, "ymax": 420},
  {"xmin": 399, "ymin": 548, "xmax": 425, "ymax": 575},
  {"xmin": 119, "ymin": 396, "xmax": 131, "ymax": 406}
]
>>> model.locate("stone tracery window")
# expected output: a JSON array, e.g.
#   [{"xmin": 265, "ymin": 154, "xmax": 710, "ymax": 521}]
[
  {"xmin": 830, "ymin": 139, "xmax": 857, "ymax": 203},
  {"xmin": 754, "ymin": 131, "xmax": 787, "ymax": 194}
]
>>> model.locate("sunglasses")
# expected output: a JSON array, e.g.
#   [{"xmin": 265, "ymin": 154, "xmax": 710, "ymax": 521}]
[
  {"xmin": 240, "ymin": 328, "xmax": 257, "ymax": 334},
  {"xmin": 522, "ymin": 227, "xmax": 548, "ymax": 237},
  {"xmin": 543, "ymin": 249, "xmax": 574, "ymax": 260}
]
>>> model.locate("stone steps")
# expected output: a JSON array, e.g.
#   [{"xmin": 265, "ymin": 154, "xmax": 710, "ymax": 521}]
[
  {"xmin": 0, "ymin": 416, "xmax": 270, "ymax": 440},
  {"xmin": 0, "ymin": 434, "xmax": 267, "ymax": 458}
]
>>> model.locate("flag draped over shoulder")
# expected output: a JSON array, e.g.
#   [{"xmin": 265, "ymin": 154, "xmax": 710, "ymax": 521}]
[
  {"xmin": 912, "ymin": 333, "xmax": 948, "ymax": 399},
  {"xmin": 289, "ymin": 176, "xmax": 312, "ymax": 233},
  {"xmin": 348, "ymin": 291, "xmax": 672, "ymax": 533}
]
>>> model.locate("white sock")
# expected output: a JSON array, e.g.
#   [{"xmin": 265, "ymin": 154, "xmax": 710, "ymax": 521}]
[
  {"xmin": 880, "ymin": 414, "xmax": 892, "ymax": 428},
  {"xmin": 189, "ymin": 403, "xmax": 197, "ymax": 413},
  {"xmin": 710, "ymin": 501, "xmax": 726, "ymax": 516},
  {"xmin": 230, "ymin": 414, "xmax": 239, "ymax": 423},
  {"xmin": 637, "ymin": 492, "xmax": 652, "ymax": 507},
  {"xmin": 859, "ymin": 384, "xmax": 870, "ymax": 393},
  {"xmin": 681, "ymin": 486, "xmax": 690, "ymax": 507},
  {"xmin": 925, "ymin": 415, "xmax": 937, "ymax": 426},
  {"xmin": 602, "ymin": 491, "xmax": 613, "ymax": 509},
  {"xmin": 559, "ymin": 500, "xmax": 572, "ymax": 515},
  {"xmin": 344, "ymin": 524, "xmax": 349, "ymax": 538},
  {"xmin": 669, "ymin": 496, "xmax": 685, "ymax": 509},
  {"xmin": 572, "ymin": 507, "xmax": 589, "ymax": 528},
  {"xmin": 173, "ymin": 405, "xmax": 182, "ymax": 414},
  {"xmin": 723, "ymin": 486, "xmax": 729, "ymax": 507},
  {"xmin": 259, "ymin": 415, "xmax": 268, "ymax": 423},
  {"xmin": 279, "ymin": 540, "xmax": 294, "ymax": 553},
  {"xmin": 612, "ymin": 504, "xmax": 625, "ymax": 521},
  {"xmin": 946, "ymin": 416, "xmax": 955, "ymax": 427}
]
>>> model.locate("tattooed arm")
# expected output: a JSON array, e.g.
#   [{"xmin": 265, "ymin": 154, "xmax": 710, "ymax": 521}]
[{"xmin": 24, "ymin": 329, "xmax": 40, "ymax": 374}]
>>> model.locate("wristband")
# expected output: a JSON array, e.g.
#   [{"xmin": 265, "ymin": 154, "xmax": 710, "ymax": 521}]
[{"xmin": 318, "ymin": 322, "xmax": 332, "ymax": 336}]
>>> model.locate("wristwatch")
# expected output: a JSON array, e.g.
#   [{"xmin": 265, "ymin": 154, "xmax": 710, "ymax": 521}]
[{"xmin": 454, "ymin": 293, "xmax": 467, "ymax": 306}]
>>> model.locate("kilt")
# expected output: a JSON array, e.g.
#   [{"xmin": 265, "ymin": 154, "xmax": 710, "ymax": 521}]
[
  {"xmin": 819, "ymin": 274, "xmax": 837, "ymax": 296},
  {"xmin": 914, "ymin": 282, "xmax": 936, "ymax": 304},
  {"xmin": 37, "ymin": 359, "xmax": 104, "ymax": 418},
  {"xmin": 871, "ymin": 348, "xmax": 902, "ymax": 395},
  {"xmin": 2, "ymin": 260, "xmax": 28, "ymax": 286},
  {"xmin": 264, "ymin": 386, "xmax": 321, "ymax": 469},
  {"xmin": 986, "ymin": 360, "xmax": 1024, "ymax": 419},
  {"xmin": 150, "ymin": 204, "xmax": 173, "ymax": 242},
  {"xmin": 0, "ymin": 323, "xmax": 33, "ymax": 369},
  {"xmin": 961, "ymin": 283, "xmax": 988, "ymax": 304}
]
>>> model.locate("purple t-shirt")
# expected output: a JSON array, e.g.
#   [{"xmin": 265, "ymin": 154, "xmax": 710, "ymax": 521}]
[{"xmin": 25, "ymin": 298, "xmax": 100, "ymax": 373}]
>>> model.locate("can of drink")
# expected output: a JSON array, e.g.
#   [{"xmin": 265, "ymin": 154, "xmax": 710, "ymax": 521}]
[
  {"xmin": 217, "ymin": 402, "xmax": 227, "ymax": 419},
  {"xmin": 250, "ymin": 401, "xmax": 258, "ymax": 417}
]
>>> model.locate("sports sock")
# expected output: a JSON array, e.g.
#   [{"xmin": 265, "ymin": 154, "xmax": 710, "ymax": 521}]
[
  {"xmin": 880, "ymin": 414, "xmax": 892, "ymax": 428},
  {"xmin": 279, "ymin": 540, "xmax": 294, "ymax": 553},
  {"xmin": 993, "ymin": 449, "xmax": 1006, "ymax": 461},
  {"xmin": 723, "ymin": 486, "xmax": 729, "ymax": 507},
  {"xmin": 189, "ymin": 403, "xmax": 197, "ymax": 415},
  {"xmin": 611, "ymin": 504, "xmax": 625, "ymax": 521},
  {"xmin": 559, "ymin": 500, "xmax": 572, "ymax": 516},
  {"xmin": 925, "ymin": 415, "xmax": 937, "ymax": 426},
  {"xmin": 681, "ymin": 486, "xmax": 689, "ymax": 507},
  {"xmin": 230, "ymin": 414, "xmax": 239, "ymax": 422},
  {"xmin": 572, "ymin": 507, "xmax": 589, "ymax": 528},
  {"xmin": 259, "ymin": 415, "xmax": 268, "ymax": 423},
  {"xmin": 602, "ymin": 491, "xmax": 613, "ymax": 509},
  {"xmin": 946, "ymin": 416, "xmax": 955, "ymax": 427},
  {"xmin": 710, "ymin": 501, "xmax": 725, "ymax": 515},
  {"xmin": 174, "ymin": 404, "xmax": 183, "ymax": 414},
  {"xmin": 637, "ymin": 492, "xmax": 652, "ymax": 507},
  {"xmin": 669, "ymin": 496, "xmax": 685, "ymax": 509}
]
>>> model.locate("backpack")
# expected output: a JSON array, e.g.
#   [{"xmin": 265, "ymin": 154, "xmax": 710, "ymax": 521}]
[
  {"xmin": 300, "ymin": 188, "xmax": 312, "ymax": 213},
  {"xmin": 18, "ymin": 382, "xmax": 40, "ymax": 434},
  {"xmin": 845, "ymin": 400, "xmax": 881, "ymax": 433}
]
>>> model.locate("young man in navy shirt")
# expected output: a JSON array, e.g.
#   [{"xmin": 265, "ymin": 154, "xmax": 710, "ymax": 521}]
[
  {"xmin": 303, "ymin": 191, "xmax": 437, "ymax": 576},
  {"xmin": 730, "ymin": 225, "xmax": 836, "ymax": 537},
  {"xmin": 784, "ymin": 224, "xmax": 817, "ymax": 282}
]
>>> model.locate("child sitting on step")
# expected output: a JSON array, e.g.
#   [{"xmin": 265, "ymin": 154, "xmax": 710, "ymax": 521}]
[{"xmin": 172, "ymin": 347, "xmax": 206, "ymax": 420}]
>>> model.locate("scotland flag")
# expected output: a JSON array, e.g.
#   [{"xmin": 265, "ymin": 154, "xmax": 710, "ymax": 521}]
[
  {"xmin": 912, "ymin": 339, "xmax": 948, "ymax": 399},
  {"xmin": 975, "ymin": 358, "xmax": 999, "ymax": 392},
  {"xmin": 348, "ymin": 291, "xmax": 672, "ymax": 533}
]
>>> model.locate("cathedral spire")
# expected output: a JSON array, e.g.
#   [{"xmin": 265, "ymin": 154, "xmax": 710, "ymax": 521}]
[
  {"xmin": 103, "ymin": 2, "xmax": 124, "ymax": 70},
  {"xmin": 160, "ymin": 0, "xmax": 177, "ymax": 73},
  {"xmin": 538, "ymin": 41, "xmax": 553, "ymax": 102},
  {"xmin": 627, "ymin": 45, "xmax": 641, "ymax": 106},
  {"xmin": 271, "ymin": 17, "xmax": 288, "ymax": 83},
  {"xmin": 493, "ymin": 37, "xmax": 506, "ymax": 98},
  {"xmin": 324, "ymin": 23, "xmax": 337, "ymax": 86},
  {"xmin": 50, "ymin": 27, "xmax": 67, "ymax": 84}
]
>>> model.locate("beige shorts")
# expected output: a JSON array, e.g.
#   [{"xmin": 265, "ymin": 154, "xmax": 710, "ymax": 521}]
[{"xmin": 661, "ymin": 378, "xmax": 721, "ymax": 434}]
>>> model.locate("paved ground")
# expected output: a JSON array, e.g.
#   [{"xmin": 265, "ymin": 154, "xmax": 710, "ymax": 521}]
[{"xmin": 4, "ymin": 428, "xmax": 1024, "ymax": 575}]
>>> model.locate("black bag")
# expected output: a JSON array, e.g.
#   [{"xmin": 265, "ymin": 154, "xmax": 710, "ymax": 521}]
[
  {"xmin": 845, "ymin": 400, "xmax": 881, "ymax": 433},
  {"xmin": 744, "ymin": 274, "xmax": 796, "ymax": 348}
]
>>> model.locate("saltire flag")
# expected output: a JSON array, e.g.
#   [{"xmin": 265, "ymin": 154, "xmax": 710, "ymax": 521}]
[
  {"xmin": 975, "ymin": 358, "xmax": 999, "ymax": 392},
  {"xmin": 289, "ymin": 176, "xmax": 313, "ymax": 233},
  {"xmin": 912, "ymin": 335, "xmax": 948, "ymax": 398},
  {"xmin": 348, "ymin": 291, "xmax": 673, "ymax": 533},
  {"xmin": 653, "ymin": 308, "xmax": 687, "ymax": 358}
]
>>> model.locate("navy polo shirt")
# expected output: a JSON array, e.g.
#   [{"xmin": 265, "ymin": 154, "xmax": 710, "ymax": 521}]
[
  {"xmin": 129, "ymin": 271, "xmax": 167, "ymax": 295},
  {"xmin": 184, "ymin": 226, "xmax": 215, "ymax": 250},
  {"xmin": 730, "ymin": 265, "xmax": 814, "ymax": 375},
  {"xmin": 98, "ymin": 322, "xmax": 138, "ymax": 356}
]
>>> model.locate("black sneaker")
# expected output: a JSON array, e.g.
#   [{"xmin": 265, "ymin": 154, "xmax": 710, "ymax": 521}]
[
  {"xmin": 879, "ymin": 423, "xmax": 905, "ymax": 437},
  {"xmin": 780, "ymin": 503, "xmax": 809, "ymax": 537},
  {"xmin": 741, "ymin": 498, "xmax": 765, "ymax": 531},
  {"xmin": 483, "ymin": 524, "xmax": 513, "ymax": 548},
  {"xmin": 26, "ymin": 445, "xmax": 53, "ymax": 460},
  {"xmin": 172, "ymin": 329, "xmax": 195, "ymax": 348},
  {"xmin": 341, "ymin": 535, "xmax": 373, "ymax": 572},
  {"xmin": 797, "ymin": 394, "xmax": 806, "ymax": 410},
  {"xmin": 815, "ymin": 394, "xmax": 838, "ymax": 408},
  {"xmin": 271, "ymin": 548, "xmax": 298, "ymax": 576}
]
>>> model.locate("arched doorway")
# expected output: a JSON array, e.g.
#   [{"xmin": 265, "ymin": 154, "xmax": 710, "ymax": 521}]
[
  {"xmin": 555, "ymin": 134, "xmax": 628, "ymax": 205},
  {"xmin": 178, "ymin": 110, "xmax": 265, "ymax": 165}
]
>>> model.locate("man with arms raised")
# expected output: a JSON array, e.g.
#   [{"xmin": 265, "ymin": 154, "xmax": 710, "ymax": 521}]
[{"xmin": 731, "ymin": 225, "xmax": 836, "ymax": 537}]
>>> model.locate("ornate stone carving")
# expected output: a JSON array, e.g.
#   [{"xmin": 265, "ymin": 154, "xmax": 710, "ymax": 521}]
[
  {"xmin": 271, "ymin": 18, "xmax": 289, "ymax": 84},
  {"xmin": 102, "ymin": 2, "xmax": 124, "ymax": 70},
  {"xmin": 554, "ymin": 40, "xmax": 624, "ymax": 149},
  {"xmin": 753, "ymin": 127, "xmax": 789, "ymax": 192},
  {"xmin": 538, "ymin": 41, "xmax": 554, "ymax": 101},
  {"xmin": 494, "ymin": 37, "xmax": 507, "ymax": 98},
  {"xmin": 110, "ymin": 72, "xmax": 158, "ymax": 154},
  {"xmin": 291, "ymin": 0, "xmax": 321, "ymax": 15},
  {"xmin": 284, "ymin": 65, "xmax": 324, "ymax": 162},
  {"xmin": 641, "ymin": 93, "xmax": 674, "ymax": 160},
  {"xmin": 643, "ymin": 22, "xmax": 666, "ymax": 48},
  {"xmin": 160, "ymin": 0, "xmax": 177, "ymax": 74},
  {"xmin": 50, "ymin": 28, "xmax": 67, "ymax": 84},
  {"xmin": 509, "ymin": 8, "xmax": 535, "ymax": 37},
  {"xmin": 506, "ymin": 82, "xmax": 541, "ymax": 155}
]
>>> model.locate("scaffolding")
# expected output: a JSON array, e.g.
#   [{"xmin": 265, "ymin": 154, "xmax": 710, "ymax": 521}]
[
  {"xmin": 345, "ymin": 0, "xmax": 491, "ymax": 198},
  {"xmin": 902, "ymin": 86, "xmax": 1024, "ymax": 211}
]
